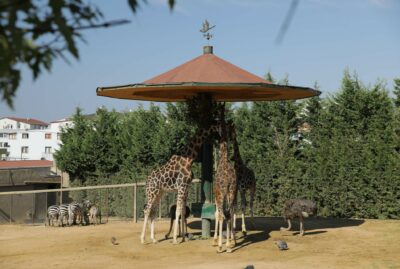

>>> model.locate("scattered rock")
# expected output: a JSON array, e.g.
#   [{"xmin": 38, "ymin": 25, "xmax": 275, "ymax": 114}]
[
  {"xmin": 187, "ymin": 233, "xmax": 194, "ymax": 240},
  {"xmin": 275, "ymin": 240, "xmax": 288, "ymax": 250},
  {"xmin": 111, "ymin": 236, "xmax": 119, "ymax": 245},
  {"xmin": 244, "ymin": 265, "xmax": 255, "ymax": 269}
]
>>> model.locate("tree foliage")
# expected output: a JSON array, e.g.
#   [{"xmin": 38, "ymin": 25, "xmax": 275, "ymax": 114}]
[{"xmin": 0, "ymin": 0, "xmax": 175, "ymax": 108}]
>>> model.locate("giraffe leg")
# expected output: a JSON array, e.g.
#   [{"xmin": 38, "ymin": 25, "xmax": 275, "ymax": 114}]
[
  {"xmin": 226, "ymin": 210, "xmax": 236, "ymax": 253},
  {"xmin": 182, "ymin": 194, "xmax": 189, "ymax": 241},
  {"xmin": 150, "ymin": 216, "xmax": 158, "ymax": 243},
  {"xmin": 180, "ymin": 204, "xmax": 186, "ymax": 243},
  {"xmin": 172, "ymin": 197, "xmax": 183, "ymax": 244},
  {"xmin": 141, "ymin": 214, "xmax": 149, "ymax": 244},
  {"xmin": 213, "ymin": 207, "xmax": 219, "ymax": 246},
  {"xmin": 240, "ymin": 190, "xmax": 247, "ymax": 236},
  {"xmin": 233, "ymin": 213, "xmax": 237, "ymax": 230},
  {"xmin": 226, "ymin": 217, "xmax": 231, "ymax": 253},
  {"xmin": 182, "ymin": 195, "xmax": 190, "ymax": 241},
  {"xmin": 141, "ymin": 199, "xmax": 156, "ymax": 244},
  {"xmin": 217, "ymin": 212, "xmax": 224, "ymax": 253},
  {"xmin": 227, "ymin": 189, "xmax": 236, "ymax": 252}
]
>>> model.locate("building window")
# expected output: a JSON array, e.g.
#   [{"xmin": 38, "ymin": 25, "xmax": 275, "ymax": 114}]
[
  {"xmin": 4, "ymin": 142, "xmax": 9, "ymax": 147},
  {"xmin": 22, "ymin": 133, "xmax": 29, "ymax": 139},
  {"xmin": 21, "ymin": 146, "xmax": 29, "ymax": 154},
  {"xmin": 45, "ymin": 147, "xmax": 52, "ymax": 154},
  {"xmin": 45, "ymin": 133, "xmax": 52, "ymax": 139},
  {"xmin": 9, "ymin": 133, "xmax": 17, "ymax": 140},
  {"xmin": 0, "ymin": 133, "xmax": 3, "ymax": 138},
  {"xmin": 0, "ymin": 142, "xmax": 2, "ymax": 147}
]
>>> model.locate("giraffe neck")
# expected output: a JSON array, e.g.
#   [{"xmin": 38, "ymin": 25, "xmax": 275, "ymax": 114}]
[
  {"xmin": 232, "ymin": 136, "xmax": 244, "ymax": 167},
  {"xmin": 219, "ymin": 140, "xmax": 228, "ymax": 161},
  {"xmin": 180, "ymin": 126, "xmax": 214, "ymax": 163}
]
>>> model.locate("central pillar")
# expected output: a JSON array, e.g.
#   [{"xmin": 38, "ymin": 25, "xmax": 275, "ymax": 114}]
[{"xmin": 201, "ymin": 138, "xmax": 214, "ymax": 238}]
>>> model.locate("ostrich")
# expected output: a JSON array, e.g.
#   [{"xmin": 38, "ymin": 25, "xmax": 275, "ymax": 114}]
[{"xmin": 280, "ymin": 199, "xmax": 317, "ymax": 236}]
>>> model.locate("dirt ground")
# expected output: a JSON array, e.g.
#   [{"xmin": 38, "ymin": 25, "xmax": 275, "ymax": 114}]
[{"xmin": 1, "ymin": 217, "xmax": 399, "ymax": 269}]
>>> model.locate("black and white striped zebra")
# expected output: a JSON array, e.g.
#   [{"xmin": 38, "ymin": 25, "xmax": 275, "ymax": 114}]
[
  {"xmin": 58, "ymin": 204, "xmax": 69, "ymax": 226},
  {"xmin": 82, "ymin": 198, "xmax": 92, "ymax": 209},
  {"xmin": 68, "ymin": 202, "xmax": 84, "ymax": 225},
  {"xmin": 46, "ymin": 205, "xmax": 59, "ymax": 227},
  {"xmin": 81, "ymin": 198, "xmax": 93, "ymax": 225}
]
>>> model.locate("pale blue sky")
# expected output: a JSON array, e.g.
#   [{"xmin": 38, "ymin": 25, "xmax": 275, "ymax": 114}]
[{"xmin": 1, "ymin": 0, "xmax": 399, "ymax": 122}]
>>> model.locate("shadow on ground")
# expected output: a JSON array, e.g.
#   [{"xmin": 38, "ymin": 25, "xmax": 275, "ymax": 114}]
[
  {"xmin": 188, "ymin": 216, "xmax": 364, "ymax": 232},
  {"xmin": 187, "ymin": 217, "xmax": 365, "ymax": 251}
]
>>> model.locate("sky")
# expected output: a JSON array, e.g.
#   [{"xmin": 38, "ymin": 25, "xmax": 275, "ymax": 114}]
[{"xmin": 1, "ymin": 0, "xmax": 399, "ymax": 122}]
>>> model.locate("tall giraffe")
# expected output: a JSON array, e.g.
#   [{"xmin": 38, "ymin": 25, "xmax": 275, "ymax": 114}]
[
  {"xmin": 213, "ymin": 112, "xmax": 237, "ymax": 253},
  {"xmin": 229, "ymin": 123, "xmax": 256, "ymax": 236},
  {"xmin": 140, "ymin": 124, "xmax": 219, "ymax": 244}
]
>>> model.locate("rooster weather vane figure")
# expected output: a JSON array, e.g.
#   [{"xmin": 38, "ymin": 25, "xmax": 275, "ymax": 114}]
[{"xmin": 200, "ymin": 20, "xmax": 215, "ymax": 41}]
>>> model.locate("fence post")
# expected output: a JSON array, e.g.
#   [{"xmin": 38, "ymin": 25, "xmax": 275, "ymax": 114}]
[
  {"xmin": 32, "ymin": 193, "xmax": 35, "ymax": 224},
  {"xmin": 106, "ymin": 189, "xmax": 109, "ymax": 223},
  {"xmin": 9, "ymin": 194, "xmax": 12, "ymax": 224},
  {"xmin": 133, "ymin": 184, "xmax": 137, "ymax": 223}
]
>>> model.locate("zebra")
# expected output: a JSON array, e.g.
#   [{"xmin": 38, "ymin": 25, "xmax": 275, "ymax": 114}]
[
  {"xmin": 81, "ymin": 199, "xmax": 93, "ymax": 225},
  {"xmin": 82, "ymin": 198, "xmax": 92, "ymax": 209},
  {"xmin": 58, "ymin": 204, "xmax": 69, "ymax": 226},
  {"xmin": 88, "ymin": 205, "xmax": 101, "ymax": 225},
  {"xmin": 46, "ymin": 205, "xmax": 59, "ymax": 227},
  {"xmin": 68, "ymin": 202, "xmax": 84, "ymax": 226}
]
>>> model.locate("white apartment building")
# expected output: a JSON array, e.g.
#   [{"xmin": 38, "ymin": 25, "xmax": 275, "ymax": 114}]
[{"xmin": 0, "ymin": 117, "xmax": 72, "ymax": 161}]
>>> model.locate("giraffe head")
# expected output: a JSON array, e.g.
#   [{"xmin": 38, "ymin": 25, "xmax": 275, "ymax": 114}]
[
  {"xmin": 226, "ymin": 120, "xmax": 236, "ymax": 142},
  {"xmin": 181, "ymin": 123, "xmax": 221, "ymax": 161}
]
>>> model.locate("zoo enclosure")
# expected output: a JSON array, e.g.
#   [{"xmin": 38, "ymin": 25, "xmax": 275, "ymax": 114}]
[{"xmin": 0, "ymin": 179, "xmax": 203, "ymax": 224}]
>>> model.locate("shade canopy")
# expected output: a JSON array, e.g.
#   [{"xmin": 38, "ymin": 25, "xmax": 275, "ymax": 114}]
[{"xmin": 96, "ymin": 47, "xmax": 320, "ymax": 102}]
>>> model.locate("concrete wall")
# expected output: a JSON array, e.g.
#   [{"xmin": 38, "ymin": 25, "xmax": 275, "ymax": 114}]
[
  {"xmin": 0, "ymin": 185, "xmax": 58, "ymax": 224},
  {"xmin": 0, "ymin": 167, "xmax": 61, "ymax": 224},
  {"xmin": 0, "ymin": 167, "xmax": 55, "ymax": 186}
]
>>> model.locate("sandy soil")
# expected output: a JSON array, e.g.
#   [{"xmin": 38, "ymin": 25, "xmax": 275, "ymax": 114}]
[{"xmin": 1, "ymin": 217, "xmax": 399, "ymax": 269}]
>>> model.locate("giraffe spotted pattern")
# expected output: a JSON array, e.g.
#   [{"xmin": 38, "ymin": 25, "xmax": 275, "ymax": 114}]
[{"xmin": 141, "ymin": 124, "xmax": 219, "ymax": 244}]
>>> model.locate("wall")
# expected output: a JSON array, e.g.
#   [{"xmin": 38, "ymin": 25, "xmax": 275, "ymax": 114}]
[{"xmin": 0, "ymin": 167, "xmax": 61, "ymax": 224}]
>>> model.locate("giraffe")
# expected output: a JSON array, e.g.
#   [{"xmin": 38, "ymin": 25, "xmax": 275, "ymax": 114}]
[
  {"xmin": 229, "ymin": 123, "xmax": 256, "ymax": 236},
  {"xmin": 213, "ymin": 110, "xmax": 237, "ymax": 253},
  {"xmin": 140, "ymin": 124, "xmax": 219, "ymax": 244}
]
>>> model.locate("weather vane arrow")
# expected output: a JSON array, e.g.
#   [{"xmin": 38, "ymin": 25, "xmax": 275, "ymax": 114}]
[{"xmin": 200, "ymin": 20, "xmax": 215, "ymax": 41}]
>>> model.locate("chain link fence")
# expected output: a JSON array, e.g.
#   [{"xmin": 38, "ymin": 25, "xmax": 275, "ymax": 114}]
[{"xmin": 0, "ymin": 180, "xmax": 203, "ymax": 225}]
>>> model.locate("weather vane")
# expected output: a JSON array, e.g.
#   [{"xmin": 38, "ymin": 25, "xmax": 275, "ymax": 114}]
[{"xmin": 200, "ymin": 20, "xmax": 215, "ymax": 41}]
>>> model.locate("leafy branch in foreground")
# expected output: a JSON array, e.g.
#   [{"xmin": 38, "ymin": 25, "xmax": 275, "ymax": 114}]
[{"xmin": 0, "ymin": 0, "xmax": 175, "ymax": 108}]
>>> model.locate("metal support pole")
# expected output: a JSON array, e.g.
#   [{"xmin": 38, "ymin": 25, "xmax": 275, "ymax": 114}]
[{"xmin": 60, "ymin": 174, "xmax": 63, "ymax": 205}]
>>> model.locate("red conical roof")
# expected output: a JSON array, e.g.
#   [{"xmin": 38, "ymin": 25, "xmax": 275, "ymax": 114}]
[
  {"xmin": 143, "ymin": 53, "xmax": 269, "ymax": 84},
  {"xmin": 97, "ymin": 47, "xmax": 319, "ymax": 102}
]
